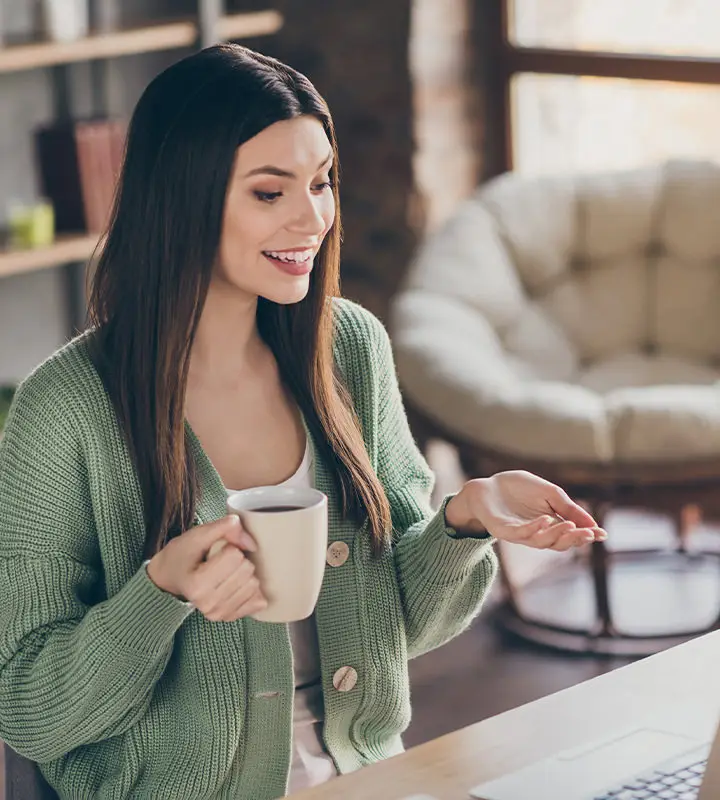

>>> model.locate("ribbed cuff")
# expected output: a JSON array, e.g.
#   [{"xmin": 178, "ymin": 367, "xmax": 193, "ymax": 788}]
[
  {"xmin": 417, "ymin": 495, "xmax": 496, "ymax": 585},
  {"xmin": 142, "ymin": 560, "xmax": 195, "ymax": 610},
  {"xmin": 444, "ymin": 495, "xmax": 493, "ymax": 541},
  {"xmin": 99, "ymin": 563, "xmax": 195, "ymax": 655}
]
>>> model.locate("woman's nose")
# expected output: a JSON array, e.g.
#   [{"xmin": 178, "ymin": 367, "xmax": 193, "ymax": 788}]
[{"xmin": 290, "ymin": 194, "xmax": 328, "ymax": 234}]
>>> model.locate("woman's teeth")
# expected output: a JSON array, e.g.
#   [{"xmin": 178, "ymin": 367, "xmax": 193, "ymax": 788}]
[{"xmin": 263, "ymin": 249, "xmax": 313, "ymax": 263}]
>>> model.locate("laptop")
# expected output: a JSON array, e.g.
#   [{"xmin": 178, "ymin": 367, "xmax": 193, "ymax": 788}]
[{"xmin": 470, "ymin": 699, "xmax": 720, "ymax": 800}]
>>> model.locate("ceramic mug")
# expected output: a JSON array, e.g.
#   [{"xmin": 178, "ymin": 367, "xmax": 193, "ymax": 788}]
[{"xmin": 210, "ymin": 486, "xmax": 328, "ymax": 623}]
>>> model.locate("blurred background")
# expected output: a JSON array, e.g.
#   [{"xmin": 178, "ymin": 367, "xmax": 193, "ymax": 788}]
[{"xmin": 3, "ymin": 0, "xmax": 720, "ymax": 752}]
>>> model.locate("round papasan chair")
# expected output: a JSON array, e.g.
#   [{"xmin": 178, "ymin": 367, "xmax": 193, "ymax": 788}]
[{"xmin": 390, "ymin": 159, "xmax": 720, "ymax": 655}]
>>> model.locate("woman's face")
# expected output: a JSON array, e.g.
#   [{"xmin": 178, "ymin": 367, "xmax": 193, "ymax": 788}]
[{"xmin": 217, "ymin": 115, "xmax": 336, "ymax": 305}]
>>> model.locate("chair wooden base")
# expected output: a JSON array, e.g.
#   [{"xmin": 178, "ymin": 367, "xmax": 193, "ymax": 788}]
[
  {"xmin": 494, "ymin": 603, "xmax": 719, "ymax": 658},
  {"xmin": 494, "ymin": 544, "xmax": 720, "ymax": 657},
  {"xmin": 405, "ymin": 401, "xmax": 720, "ymax": 657}
]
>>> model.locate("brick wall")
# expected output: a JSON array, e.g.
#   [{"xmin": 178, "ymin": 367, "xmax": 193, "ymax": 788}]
[
  {"xmin": 246, "ymin": 0, "xmax": 484, "ymax": 321},
  {"xmin": 252, "ymin": 0, "xmax": 418, "ymax": 321},
  {"xmin": 412, "ymin": 0, "xmax": 482, "ymax": 231}
]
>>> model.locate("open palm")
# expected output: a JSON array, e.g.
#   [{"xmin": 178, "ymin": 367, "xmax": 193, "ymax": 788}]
[{"xmin": 467, "ymin": 470, "xmax": 608, "ymax": 551}]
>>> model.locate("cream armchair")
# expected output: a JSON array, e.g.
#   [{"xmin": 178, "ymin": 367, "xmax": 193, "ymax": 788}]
[{"xmin": 391, "ymin": 160, "xmax": 720, "ymax": 654}]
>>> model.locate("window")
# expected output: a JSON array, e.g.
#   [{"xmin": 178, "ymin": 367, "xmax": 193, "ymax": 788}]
[
  {"xmin": 510, "ymin": 0, "xmax": 720, "ymax": 57},
  {"xmin": 488, "ymin": 0, "xmax": 720, "ymax": 176},
  {"xmin": 513, "ymin": 75, "xmax": 720, "ymax": 175}
]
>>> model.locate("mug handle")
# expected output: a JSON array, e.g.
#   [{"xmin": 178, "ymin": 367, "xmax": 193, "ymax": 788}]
[{"xmin": 207, "ymin": 539, "xmax": 228, "ymax": 560}]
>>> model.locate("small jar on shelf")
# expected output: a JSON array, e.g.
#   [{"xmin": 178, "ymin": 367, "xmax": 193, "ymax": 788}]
[
  {"xmin": 8, "ymin": 199, "xmax": 55, "ymax": 249},
  {"xmin": 37, "ymin": 0, "xmax": 89, "ymax": 42}
]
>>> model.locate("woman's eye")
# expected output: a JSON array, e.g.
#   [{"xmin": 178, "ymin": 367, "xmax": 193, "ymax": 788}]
[
  {"xmin": 254, "ymin": 190, "xmax": 282, "ymax": 203},
  {"xmin": 312, "ymin": 181, "xmax": 334, "ymax": 193}
]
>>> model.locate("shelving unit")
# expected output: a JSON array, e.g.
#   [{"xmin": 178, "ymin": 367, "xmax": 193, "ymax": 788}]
[{"xmin": 0, "ymin": 2, "xmax": 283, "ymax": 297}]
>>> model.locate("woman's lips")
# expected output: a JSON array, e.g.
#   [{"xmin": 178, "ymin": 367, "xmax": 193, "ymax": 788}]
[{"xmin": 262, "ymin": 251, "xmax": 314, "ymax": 276}]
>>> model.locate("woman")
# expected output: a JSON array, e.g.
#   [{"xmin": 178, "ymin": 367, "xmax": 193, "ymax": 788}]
[{"xmin": 0, "ymin": 44, "xmax": 606, "ymax": 799}]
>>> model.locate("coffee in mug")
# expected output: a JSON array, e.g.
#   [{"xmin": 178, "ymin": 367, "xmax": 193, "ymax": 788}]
[
  {"xmin": 251, "ymin": 505, "xmax": 304, "ymax": 513},
  {"xmin": 211, "ymin": 486, "xmax": 328, "ymax": 623}
]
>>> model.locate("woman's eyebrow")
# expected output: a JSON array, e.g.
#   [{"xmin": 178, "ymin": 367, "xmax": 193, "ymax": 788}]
[{"xmin": 243, "ymin": 152, "xmax": 333, "ymax": 179}]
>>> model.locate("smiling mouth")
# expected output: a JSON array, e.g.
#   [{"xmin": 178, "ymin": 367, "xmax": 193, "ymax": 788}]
[
  {"xmin": 262, "ymin": 248, "xmax": 315, "ymax": 265},
  {"xmin": 262, "ymin": 248, "xmax": 315, "ymax": 276}
]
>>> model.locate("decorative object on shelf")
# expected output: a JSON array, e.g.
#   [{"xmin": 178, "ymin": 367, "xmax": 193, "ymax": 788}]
[
  {"xmin": 0, "ymin": 385, "xmax": 16, "ymax": 437},
  {"xmin": 39, "ymin": 0, "xmax": 89, "ymax": 42},
  {"xmin": 8, "ymin": 200, "xmax": 55, "ymax": 249},
  {"xmin": 89, "ymin": 0, "xmax": 119, "ymax": 33},
  {"xmin": 35, "ymin": 118, "xmax": 126, "ymax": 233}
]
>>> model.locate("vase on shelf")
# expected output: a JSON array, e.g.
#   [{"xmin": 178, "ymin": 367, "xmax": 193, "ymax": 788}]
[
  {"xmin": 8, "ymin": 200, "xmax": 55, "ymax": 249},
  {"xmin": 39, "ymin": 0, "xmax": 89, "ymax": 42},
  {"xmin": 90, "ymin": 0, "xmax": 119, "ymax": 33}
]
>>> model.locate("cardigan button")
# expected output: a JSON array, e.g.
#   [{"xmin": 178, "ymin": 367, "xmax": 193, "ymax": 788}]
[
  {"xmin": 332, "ymin": 666, "xmax": 358, "ymax": 692},
  {"xmin": 326, "ymin": 541, "xmax": 350, "ymax": 567}
]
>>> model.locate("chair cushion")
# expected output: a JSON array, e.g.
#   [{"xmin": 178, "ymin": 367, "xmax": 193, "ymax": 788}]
[
  {"xmin": 401, "ymin": 197, "xmax": 527, "ymax": 330},
  {"xmin": 392, "ymin": 290, "xmax": 612, "ymax": 463},
  {"xmin": 391, "ymin": 159, "xmax": 720, "ymax": 466},
  {"xmin": 537, "ymin": 256, "xmax": 648, "ymax": 362},
  {"xmin": 578, "ymin": 353, "xmax": 719, "ymax": 394},
  {"xmin": 394, "ymin": 296, "xmax": 720, "ymax": 463},
  {"xmin": 606, "ymin": 384, "xmax": 720, "ymax": 462}
]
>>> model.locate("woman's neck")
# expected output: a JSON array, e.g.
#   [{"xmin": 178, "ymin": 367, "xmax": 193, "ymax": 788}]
[{"xmin": 189, "ymin": 282, "xmax": 266, "ymax": 389}]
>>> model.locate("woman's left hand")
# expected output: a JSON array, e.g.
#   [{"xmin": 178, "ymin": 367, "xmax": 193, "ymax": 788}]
[{"xmin": 444, "ymin": 470, "xmax": 608, "ymax": 551}]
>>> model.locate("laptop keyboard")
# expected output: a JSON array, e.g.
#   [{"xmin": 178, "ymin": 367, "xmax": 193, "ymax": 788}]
[{"xmin": 593, "ymin": 753, "xmax": 707, "ymax": 799}]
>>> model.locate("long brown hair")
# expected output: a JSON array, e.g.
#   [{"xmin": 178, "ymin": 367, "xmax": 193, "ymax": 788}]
[{"xmin": 88, "ymin": 44, "xmax": 391, "ymax": 559}]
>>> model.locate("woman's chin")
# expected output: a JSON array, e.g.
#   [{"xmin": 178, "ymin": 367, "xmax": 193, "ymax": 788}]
[{"xmin": 261, "ymin": 279, "xmax": 311, "ymax": 305}]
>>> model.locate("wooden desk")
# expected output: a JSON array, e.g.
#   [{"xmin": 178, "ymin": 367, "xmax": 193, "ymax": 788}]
[{"xmin": 294, "ymin": 631, "xmax": 720, "ymax": 799}]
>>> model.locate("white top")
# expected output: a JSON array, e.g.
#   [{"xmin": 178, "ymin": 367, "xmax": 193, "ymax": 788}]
[{"xmin": 226, "ymin": 439, "xmax": 338, "ymax": 792}]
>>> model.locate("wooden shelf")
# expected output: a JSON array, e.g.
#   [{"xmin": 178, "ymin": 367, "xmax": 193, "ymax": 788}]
[
  {"xmin": 216, "ymin": 12, "xmax": 283, "ymax": 41},
  {"xmin": 0, "ymin": 234, "xmax": 100, "ymax": 279},
  {"xmin": 0, "ymin": 11, "xmax": 284, "ymax": 74}
]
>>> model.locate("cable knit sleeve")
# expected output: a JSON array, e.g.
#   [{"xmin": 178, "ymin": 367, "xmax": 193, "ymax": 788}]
[
  {"xmin": 333, "ymin": 299, "xmax": 498, "ymax": 659},
  {"xmin": 0, "ymin": 371, "xmax": 193, "ymax": 762}
]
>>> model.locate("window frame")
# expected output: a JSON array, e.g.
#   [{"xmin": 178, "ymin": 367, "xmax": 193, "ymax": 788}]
[{"xmin": 484, "ymin": 0, "xmax": 720, "ymax": 176}]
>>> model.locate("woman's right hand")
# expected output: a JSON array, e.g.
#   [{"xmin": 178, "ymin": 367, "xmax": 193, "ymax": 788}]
[{"xmin": 146, "ymin": 515, "xmax": 267, "ymax": 621}]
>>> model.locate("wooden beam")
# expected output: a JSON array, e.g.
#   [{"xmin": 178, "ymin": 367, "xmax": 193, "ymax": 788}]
[
  {"xmin": 473, "ymin": 0, "xmax": 513, "ymax": 179},
  {"xmin": 504, "ymin": 46, "xmax": 720, "ymax": 85},
  {"xmin": 215, "ymin": 11, "xmax": 283, "ymax": 42}
]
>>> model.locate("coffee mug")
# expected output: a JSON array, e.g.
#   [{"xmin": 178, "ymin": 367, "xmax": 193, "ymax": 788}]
[{"xmin": 211, "ymin": 486, "xmax": 328, "ymax": 623}]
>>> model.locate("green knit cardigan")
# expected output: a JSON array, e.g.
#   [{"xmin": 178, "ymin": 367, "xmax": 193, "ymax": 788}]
[{"xmin": 0, "ymin": 298, "xmax": 497, "ymax": 799}]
